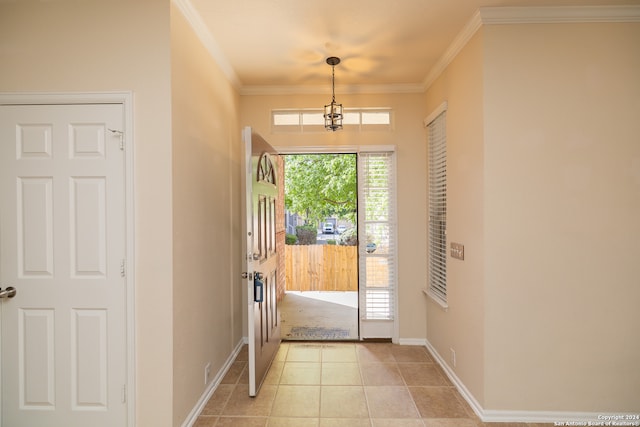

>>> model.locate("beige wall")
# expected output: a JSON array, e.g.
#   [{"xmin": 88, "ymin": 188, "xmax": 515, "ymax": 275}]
[
  {"xmin": 425, "ymin": 21, "xmax": 640, "ymax": 414},
  {"xmin": 0, "ymin": 1, "xmax": 175, "ymax": 425},
  {"xmin": 170, "ymin": 5, "xmax": 243, "ymax": 425},
  {"xmin": 424, "ymin": 30, "xmax": 486, "ymax": 405},
  {"xmin": 483, "ymin": 22, "xmax": 640, "ymax": 412},
  {"xmin": 240, "ymin": 92, "xmax": 429, "ymax": 340},
  {"xmin": 4, "ymin": 1, "xmax": 638, "ymax": 422}
]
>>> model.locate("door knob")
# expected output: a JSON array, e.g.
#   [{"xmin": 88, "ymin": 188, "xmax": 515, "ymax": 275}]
[{"xmin": 0, "ymin": 287, "xmax": 17, "ymax": 299}]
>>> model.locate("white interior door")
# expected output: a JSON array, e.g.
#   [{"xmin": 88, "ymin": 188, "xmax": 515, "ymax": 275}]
[
  {"xmin": 0, "ymin": 104, "xmax": 128, "ymax": 426},
  {"xmin": 242, "ymin": 127, "xmax": 281, "ymax": 397}
]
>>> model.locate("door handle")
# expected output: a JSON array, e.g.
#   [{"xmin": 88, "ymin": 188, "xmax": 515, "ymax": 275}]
[
  {"xmin": 253, "ymin": 273, "xmax": 264, "ymax": 303},
  {"xmin": 0, "ymin": 287, "xmax": 17, "ymax": 299}
]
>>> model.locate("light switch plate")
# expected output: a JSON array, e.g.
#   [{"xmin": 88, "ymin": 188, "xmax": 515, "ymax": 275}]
[{"xmin": 450, "ymin": 242, "xmax": 464, "ymax": 260}]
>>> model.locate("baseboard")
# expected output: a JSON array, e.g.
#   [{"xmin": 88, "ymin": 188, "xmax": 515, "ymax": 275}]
[
  {"xmin": 180, "ymin": 338, "xmax": 245, "ymax": 427},
  {"xmin": 398, "ymin": 338, "xmax": 428, "ymax": 346},
  {"xmin": 424, "ymin": 339, "xmax": 626, "ymax": 424},
  {"xmin": 423, "ymin": 339, "xmax": 485, "ymax": 419}
]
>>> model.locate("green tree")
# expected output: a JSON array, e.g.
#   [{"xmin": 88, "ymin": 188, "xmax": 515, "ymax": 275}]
[{"xmin": 284, "ymin": 154, "xmax": 357, "ymax": 226}]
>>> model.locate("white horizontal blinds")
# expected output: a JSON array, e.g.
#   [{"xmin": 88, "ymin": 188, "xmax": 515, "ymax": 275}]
[
  {"xmin": 358, "ymin": 152, "xmax": 397, "ymax": 320},
  {"xmin": 428, "ymin": 111, "xmax": 447, "ymax": 303}
]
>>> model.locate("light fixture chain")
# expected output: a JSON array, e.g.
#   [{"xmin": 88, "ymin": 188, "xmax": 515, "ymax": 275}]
[{"xmin": 332, "ymin": 64, "xmax": 336, "ymax": 102}]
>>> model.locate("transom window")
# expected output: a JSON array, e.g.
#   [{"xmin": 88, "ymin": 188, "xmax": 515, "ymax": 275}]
[{"xmin": 272, "ymin": 108, "xmax": 392, "ymax": 132}]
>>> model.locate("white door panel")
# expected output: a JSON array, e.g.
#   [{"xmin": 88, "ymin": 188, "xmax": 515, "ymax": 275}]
[{"xmin": 0, "ymin": 104, "xmax": 127, "ymax": 426}]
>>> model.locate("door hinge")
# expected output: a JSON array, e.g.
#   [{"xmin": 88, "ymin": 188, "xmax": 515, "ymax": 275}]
[
  {"xmin": 120, "ymin": 259, "xmax": 126, "ymax": 277},
  {"xmin": 121, "ymin": 384, "xmax": 127, "ymax": 403},
  {"xmin": 108, "ymin": 128, "xmax": 125, "ymax": 150}
]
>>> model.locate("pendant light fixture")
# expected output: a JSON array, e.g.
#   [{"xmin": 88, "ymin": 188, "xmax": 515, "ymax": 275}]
[{"xmin": 324, "ymin": 56, "xmax": 343, "ymax": 132}]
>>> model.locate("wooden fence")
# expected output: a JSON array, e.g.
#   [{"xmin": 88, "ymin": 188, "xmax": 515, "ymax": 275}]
[{"xmin": 285, "ymin": 245, "xmax": 358, "ymax": 291}]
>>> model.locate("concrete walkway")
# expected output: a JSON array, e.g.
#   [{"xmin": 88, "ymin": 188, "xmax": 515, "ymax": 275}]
[{"xmin": 280, "ymin": 291, "xmax": 358, "ymax": 341}]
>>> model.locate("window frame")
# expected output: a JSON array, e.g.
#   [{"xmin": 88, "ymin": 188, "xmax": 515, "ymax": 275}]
[
  {"xmin": 425, "ymin": 102, "xmax": 448, "ymax": 308},
  {"xmin": 272, "ymin": 108, "xmax": 393, "ymax": 133},
  {"xmin": 358, "ymin": 151, "xmax": 398, "ymax": 322}
]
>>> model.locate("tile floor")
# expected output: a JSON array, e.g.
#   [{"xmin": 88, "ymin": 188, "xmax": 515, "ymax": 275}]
[{"xmin": 194, "ymin": 342, "xmax": 552, "ymax": 427}]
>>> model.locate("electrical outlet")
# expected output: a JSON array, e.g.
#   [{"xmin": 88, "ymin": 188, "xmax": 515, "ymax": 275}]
[
  {"xmin": 204, "ymin": 363, "xmax": 211, "ymax": 385},
  {"xmin": 450, "ymin": 348, "xmax": 456, "ymax": 368}
]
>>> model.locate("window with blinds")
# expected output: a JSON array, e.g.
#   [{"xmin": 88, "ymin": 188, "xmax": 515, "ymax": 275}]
[
  {"xmin": 358, "ymin": 152, "xmax": 397, "ymax": 320},
  {"xmin": 427, "ymin": 109, "xmax": 447, "ymax": 305}
]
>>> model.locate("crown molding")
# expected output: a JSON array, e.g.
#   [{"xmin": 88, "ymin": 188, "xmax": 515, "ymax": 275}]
[
  {"xmin": 172, "ymin": 0, "xmax": 242, "ymax": 90},
  {"xmin": 240, "ymin": 83, "xmax": 425, "ymax": 96},
  {"xmin": 423, "ymin": 5, "xmax": 640, "ymax": 91},
  {"xmin": 479, "ymin": 5, "xmax": 640, "ymax": 24},
  {"xmin": 423, "ymin": 10, "xmax": 483, "ymax": 90},
  {"xmin": 173, "ymin": 0, "xmax": 424, "ymax": 96},
  {"xmin": 174, "ymin": 2, "xmax": 640, "ymax": 96}
]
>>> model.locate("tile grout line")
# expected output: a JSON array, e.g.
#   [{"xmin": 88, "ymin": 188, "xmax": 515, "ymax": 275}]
[
  {"xmin": 271, "ymin": 342, "xmax": 286, "ymax": 422},
  {"xmin": 356, "ymin": 345, "xmax": 375, "ymax": 427},
  {"xmin": 318, "ymin": 345, "xmax": 323, "ymax": 420}
]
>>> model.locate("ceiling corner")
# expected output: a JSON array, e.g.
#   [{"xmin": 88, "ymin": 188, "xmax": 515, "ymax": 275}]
[
  {"xmin": 423, "ymin": 9, "xmax": 483, "ymax": 91},
  {"xmin": 172, "ymin": 0, "xmax": 243, "ymax": 90}
]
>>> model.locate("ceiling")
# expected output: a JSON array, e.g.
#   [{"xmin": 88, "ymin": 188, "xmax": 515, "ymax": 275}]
[{"xmin": 186, "ymin": 0, "xmax": 639, "ymax": 92}]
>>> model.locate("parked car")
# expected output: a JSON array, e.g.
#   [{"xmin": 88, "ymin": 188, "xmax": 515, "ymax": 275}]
[
  {"xmin": 366, "ymin": 242, "xmax": 377, "ymax": 253},
  {"xmin": 336, "ymin": 225, "xmax": 347, "ymax": 234},
  {"xmin": 323, "ymin": 223, "xmax": 335, "ymax": 234}
]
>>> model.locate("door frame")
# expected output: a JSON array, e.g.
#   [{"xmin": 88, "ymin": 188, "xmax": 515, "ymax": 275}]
[
  {"xmin": 272, "ymin": 144, "xmax": 399, "ymax": 344},
  {"xmin": 0, "ymin": 92, "xmax": 136, "ymax": 426}
]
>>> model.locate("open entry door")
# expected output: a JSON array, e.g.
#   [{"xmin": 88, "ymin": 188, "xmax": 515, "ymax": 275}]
[{"xmin": 242, "ymin": 127, "xmax": 281, "ymax": 396}]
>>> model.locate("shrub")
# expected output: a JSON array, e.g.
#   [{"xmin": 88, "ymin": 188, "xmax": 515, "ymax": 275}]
[
  {"xmin": 337, "ymin": 228, "xmax": 357, "ymax": 246},
  {"xmin": 327, "ymin": 239, "xmax": 336, "ymax": 245},
  {"xmin": 285, "ymin": 234, "xmax": 298, "ymax": 245},
  {"xmin": 296, "ymin": 225, "xmax": 317, "ymax": 245}
]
